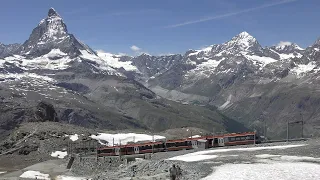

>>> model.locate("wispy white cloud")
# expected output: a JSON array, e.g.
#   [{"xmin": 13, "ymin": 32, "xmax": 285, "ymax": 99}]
[
  {"xmin": 118, "ymin": 52, "xmax": 127, "ymax": 56},
  {"xmin": 130, "ymin": 45, "xmax": 150, "ymax": 55},
  {"xmin": 276, "ymin": 41, "xmax": 292, "ymax": 47},
  {"xmin": 109, "ymin": 9, "xmax": 160, "ymax": 16},
  {"xmin": 165, "ymin": 0, "xmax": 299, "ymax": 28},
  {"xmin": 64, "ymin": 8, "xmax": 89, "ymax": 15},
  {"xmin": 130, "ymin": 45, "xmax": 141, "ymax": 52}
]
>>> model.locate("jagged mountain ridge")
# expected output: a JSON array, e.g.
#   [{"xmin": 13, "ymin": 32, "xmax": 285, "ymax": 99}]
[
  {"xmin": 16, "ymin": 8, "xmax": 97, "ymax": 58},
  {"xmin": 0, "ymin": 43, "xmax": 20, "ymax": 58},
  {"xmin": 95, "ymin": 31, "xmax": 320, "ymax": 139},
  {"xmin": 0, "ymin": 8, "xmax": 243, "ymax": 139},
  {"xmin": 141, "ymin": 32, "xmax": 320, "ymax": 139},
  {"xmin": 3, "ymin": 7, "xmax": 320, "ymax": 139}
]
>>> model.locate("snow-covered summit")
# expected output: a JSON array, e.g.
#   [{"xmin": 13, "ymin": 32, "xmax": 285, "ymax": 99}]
[
  {"xmin": 15, "ymin": 8, "xmax": 96, "ymax": 58},
  {"xmin": 224, "ymin": 31, "xmax": 261, "ymax": 52},
  {"xmin": 273, "ymin": 42, "xmax": 304, "ymax": 52}
]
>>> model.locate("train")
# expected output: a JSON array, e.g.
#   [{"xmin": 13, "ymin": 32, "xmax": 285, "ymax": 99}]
[{"xmin": 97, "ymin": 132, "xmax": 260, "ymax": 157}]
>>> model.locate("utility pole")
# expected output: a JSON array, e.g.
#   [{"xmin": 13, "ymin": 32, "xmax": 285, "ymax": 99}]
[
  {"xmin": 119, "ymin": 139, "xmax": 121, "ymax": 160},
  {"xmin": 287, "ymin": 119, "xmax": 289, "ymax": 142},
  {"xmin": 301, "ymin": 112, "xmax": 304, "ymax": 139},
  {"xmin": 152, "ymin": 134, "xmax": 154, "ymax": 154},
  {"xmin": 302, "ymin": 121, "xmax": 304, "ymax": 139},
  {"xmin": 264, "ymin": 119, "xmax": 267, "ymax": 140},
  {"xmin": 254, "ymin": 130, "xmax": 256, "ymax": 145}
]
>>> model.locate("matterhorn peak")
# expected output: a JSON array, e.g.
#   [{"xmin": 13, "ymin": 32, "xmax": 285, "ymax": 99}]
[
  {"xmin": 15, "ymin": 7, "xmax": 97, "ymax": 58},
  {"xmin": 48, "ymin": 7, "xmax": 60, "ymax": 17}
]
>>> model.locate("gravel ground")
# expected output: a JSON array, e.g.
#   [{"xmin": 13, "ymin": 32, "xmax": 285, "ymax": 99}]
[
  {"xmin": 1, "ymin": 137, "xmax": 319, "ymax": 180},
  {"xmin": 71, "ymin": 139, "xmax": 320, "ymax": 180}
]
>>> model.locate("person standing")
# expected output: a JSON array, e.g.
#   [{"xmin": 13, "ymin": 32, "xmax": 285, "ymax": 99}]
[
  {"xmin": 169, "ymin": 164, "xmax": 177, "ymax": 180},
  {"xmin": 176, "ymin": 165, "xmax": 182, "ymax": 178}
]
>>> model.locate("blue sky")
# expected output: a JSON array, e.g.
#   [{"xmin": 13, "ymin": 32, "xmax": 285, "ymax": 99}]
[{"xmin": 0, "ymin": 0, "xmax": 319, "ymax": 55}]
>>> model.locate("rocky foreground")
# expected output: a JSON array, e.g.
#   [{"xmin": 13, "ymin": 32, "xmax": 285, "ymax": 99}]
[{"xmin": 1, "ymin": 138, "xmax": 319, "ymax": 180}]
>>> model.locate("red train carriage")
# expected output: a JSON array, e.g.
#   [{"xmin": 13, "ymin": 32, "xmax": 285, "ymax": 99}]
[
  {"xmin": 224, "ymin": 132, "xmax": 256, "ymax": 146},
  {"xmin": 96, "ymin": 131, "xmax": 258, "ymax": 157},
  {"xmin": 204, "ymin": 132, "xmax": 257, "ymax": 148},
  {"xmin": 97, "ymin": 145, "xmax": 125, "ymax": 156},
  {"xmin": 125, "ymin": 141, "xmax": 166, "ymax": 155},
  {"xmin": 166, "ymin": 139, "xmax": 192, "ymax": 151}
]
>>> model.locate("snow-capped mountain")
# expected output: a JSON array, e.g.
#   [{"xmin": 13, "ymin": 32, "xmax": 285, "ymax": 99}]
[
  {"xmin": 130, "ymin": 32, "xmax": 320, "ymax": 138},
  {"xmin": 2, "ymin": 7, "xmax": 320, "ymax": 139},
  {"xmin": 0, "ymin": 8, "xmax": 236, "ymax": 139},
  {"xmin": 1, "ymin": 8, "xmax": 122, "ymax": 77},
  {"xmin": 16, "ymin": 8, "xmax": 96, "ymax": 58},
  {"xmin": 269, "ymin": 42, "xmax": 304, "ymax": 60}
]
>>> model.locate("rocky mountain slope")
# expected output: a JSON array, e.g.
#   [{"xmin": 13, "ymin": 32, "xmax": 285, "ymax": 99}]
[
  {"xmin": 0, "ymin": 8, "xmax": 245, "ymax": 141},
  {"xmin": 3, "ymin": 7, "xmax": 319, "ymax": 140},
  {"xmin": 141, "ymin": 32, "xmax": 320, "ymax": 139},
  {"xmin": 93, "ymin": 32, "xmax": 320, "ymax": 139}
]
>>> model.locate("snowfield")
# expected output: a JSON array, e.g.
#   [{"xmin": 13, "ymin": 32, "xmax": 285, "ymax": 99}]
[
  {"xmin": 20, "ymin": 170, "xmax": 50, "ymax": 180},
  {"xmin": 90, "ymin": 133, "xmax": 166, "ymax": 146},
  {"xmin": 168, "ymin": 144, "xmax": 306, "ymax": 162},
  {"xmin": 256, "ymin": 154, "xmax": 320, "ymax": 162},
  {"xmin": 51, "ymin": 151, "xmax": 68, "ymax": 159},
  {"xmin": 96, "ymin": 50, "xmax": 137, "ymax": 71},
  {"xmin": 201, "ymin": 162, "xmax": 320, "ymax": 180},
  {"xmin": 69, "ymin": 134, "xmax": 79, "ymax": 141},
  {"xmin": 0, "ymin": 72, "xmax": 55, "ymax": 82},
  {"xmin": 166, "ymin": 143, "xmax": 320, "ymax": 180},
  {"xmin": 244, "ymin": 54, "xmax": 277, "ymax": 67},
  {"xmin": 291, "ymin": 62, "xmax": 317, "ymax": 77}
]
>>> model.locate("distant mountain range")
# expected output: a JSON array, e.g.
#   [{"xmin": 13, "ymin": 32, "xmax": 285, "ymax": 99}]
[
  {"xmin": 0, "ymin": 8, "xmax": 247, "ymax": 140},
  {"xmin": 1, "ymin": 8, "xmax": 320, "ymax": 139}
]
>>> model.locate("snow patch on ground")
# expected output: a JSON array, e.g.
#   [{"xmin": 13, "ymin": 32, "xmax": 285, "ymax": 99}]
[
  {"xmin": 245, "ymin": 55, "xmax": 277, "ymax": 67},
  {"xmin": 170, "ymin": 154, "xmax": 219, "ymax": 162},
  {"xmin": 188, "ymin": 135, "xmax": 201, "ymax": 138},
  {"xmin": 201, "ymin": 162, "xmax": 320, "ymax": 180},
  {"xmin": 291, "ymin": 62, "xmax": 316, "ymax": 77},
  {"xmin": 168, "ymin": 144, "xmax": 306, "ymax": 162},
  {"xmin": 69, "ymin": 134, "xmax": 79, "ymax": 141},
  {"xmin": 0, "ymin": 73, "xmax": 55, "ymax": 82},
  {"xmin": 45, "ymin": 49, "xmax": 67, "ymax": 58},
  {"xmin": 185, "ymin": 59, "xmax": 224, "ymax": 79},
  {"xmin": 96, "ymin": 50, "xmax": 137, "ymax": 71},
  {"xmin": 51, "ymin": 151, "xmax": 68, "ymax": 159},
  {"xmin": 0, "ymin": 171, "xmax": 6, "ymax": 174},
  {"xmin": 20, "ymin": 170, "xmax": 50, "ymax": 180},
  {"xmin": 256, "ymin": 154, "xmax": 320, "ymax": 162},
  {"xmin": 278, "ymin": 53, "xmax": 296, "ymax": 59},
  {"xmin": 3, "ymin": 54, "xmax": 73, "ymax": 70},
  {"xmin": 79, "ymin": 50, "xmax": 123, "ymax": 76},
  {"xmin": 90, "ymin": 133, "xmax": 166, "ymax": 146}
]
